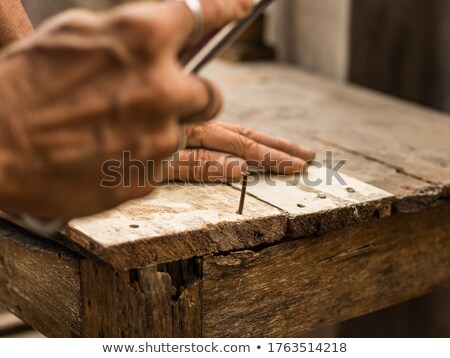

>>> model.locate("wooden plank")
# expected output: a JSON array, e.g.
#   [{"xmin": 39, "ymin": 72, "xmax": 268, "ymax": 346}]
[
  {"xmin": 206, "ymin": 61, "xmax": 450, "ymax": 199},
  {"xmin": 0, "ymin": 220, "xmax": 82, "ymax": 337},
  {"xmin": 202, "ymin": 202, "xmax": 450, "ymax": 338},
  {"xmin": 219, "ymin": 110, "xmax": 438, "ymax": 213},
  {"xmin": 231, "ymin": 167, "xmax": 393, "ymax": 237},
  {"xmin": 67, "ymin": 184, "xmax": 286, "ymax": 269},
  {"xmin": 66, "ymin": 174, "xmax": 393, "ymax": 269},
  {"xmin": 63, "ymin": 60, "xmax": 450, "ymax": 268}
]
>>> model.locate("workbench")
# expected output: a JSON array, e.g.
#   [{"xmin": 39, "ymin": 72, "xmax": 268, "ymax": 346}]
[{"xmin": 0, "ymin": 61, "xmax": 449, "ymax": 338}]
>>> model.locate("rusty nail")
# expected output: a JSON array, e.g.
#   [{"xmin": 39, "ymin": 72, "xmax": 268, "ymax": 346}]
[{"xmin": 237, "ymin": 170, "xmax": 251, "ymax": 215}]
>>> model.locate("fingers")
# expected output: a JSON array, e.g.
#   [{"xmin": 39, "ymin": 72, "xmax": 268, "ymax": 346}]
[
  {"xmin": 185, "ymin": 123, "xmax": 307, "ymax": 174},
  {"xmin": 165, "ymin": 149, "xmax": 245, "ymax": 183},
  {"xmin": 217, "ymin": 122, "xmax": 316, "ymax": 161},
  {"xmin": 166, "ymin": 0, "xmax": 255, "ymax": 49},
  {"xmin": 178, "ymin": 76, "xmax": 223, "ymax": 123}
]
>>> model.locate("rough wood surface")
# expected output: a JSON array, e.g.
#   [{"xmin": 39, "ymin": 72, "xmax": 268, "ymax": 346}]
[
  {"xmin": 207, "ymin": 61, "xmax": 450, "ymax": 208},
  {"xmin": 80, "ymin": 259, "xmax": 201, "ymax": 337},
  {"xmin": 58, "ymin": 61, "xmax": 450, "ymax": 269},
  {"xmin": 67, "ymin": 184, "xmax": 286, "ymax": 269},
  {"xmin": 0, "ymin": 220, "xmax": 82, "ymax": 337},
  {"xmin": 66, "ymin": 173, "xmax": 393, "ymax": 269},
  {"xmin": 202, "ymin": 202, "xmax": 450, "ymax": 338},
  {"xmin": 231, "ymin": 167, "xmax": 393, "ymax": 237}
]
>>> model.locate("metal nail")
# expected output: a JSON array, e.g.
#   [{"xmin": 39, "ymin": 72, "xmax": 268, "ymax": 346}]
[{"xmin": 237, "ymin": 170, "xmax": 251, "ymax": 215}]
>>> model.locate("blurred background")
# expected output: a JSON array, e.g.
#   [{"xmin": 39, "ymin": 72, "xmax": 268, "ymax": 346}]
[
  {"xmin": 20, "ymin": 0, "xmax": 450, "ymax": 114},
  {"xmin": 1, "ymin": 0, "xmax": 449, "ymax": 338}
]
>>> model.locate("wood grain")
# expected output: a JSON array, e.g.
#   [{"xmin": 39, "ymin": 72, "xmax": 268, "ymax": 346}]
[
  {"xmin": 207, "ymin": 61, "xmax": 450, "ymax": 203},
  {"xmin": 202, "ymin": 202, "xmax": 450, "ymax": 338},
  {"xmin": 80, "ymin": 259, "xmax": 202, "ymax": 337},
  {"xmin": 61, "ymin": 61, "xmax": 450, "ymax": 269},
  {"xmin": 0, "ymin": 220, "xmax": 82, "ymax": 337},
  {"xmin": 67, "ymin": 184, "xmax": 286, "ymax": 269},
  {"xmin": 231, "ymin": 167, "xmax": 393, "ymax": 237}
]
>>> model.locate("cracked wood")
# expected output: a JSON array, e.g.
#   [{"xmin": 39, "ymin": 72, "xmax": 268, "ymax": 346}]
[{"xmin": 202, "ymin": 202, "xmax": 450, "ymax": 337}]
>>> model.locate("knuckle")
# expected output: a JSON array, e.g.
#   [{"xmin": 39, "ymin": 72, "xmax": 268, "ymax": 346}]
[
  {"xmin": 235, "ymin": 135, "xmax": 251, "ymax": 157},
  {"xmin": 238, "ymin": 125, "xmax": 253, "ymax": 137},
  {"xmin": 186, "ymin": 124, "xmax": 206, "ymax": 146}
]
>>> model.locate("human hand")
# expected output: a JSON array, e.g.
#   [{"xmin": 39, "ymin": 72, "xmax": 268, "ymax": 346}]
[
  {"xmin": 165, "ymin": 121, "xmax": 316, "ymax": 182},
  {"xmin": 0, "ymin": 0, "xmax": 254, "ymax": 219}
]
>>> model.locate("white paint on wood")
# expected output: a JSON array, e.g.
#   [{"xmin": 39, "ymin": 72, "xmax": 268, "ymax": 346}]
[
  {"xmin": 69, "ymin": 184, "xmax": 281, "ymax": 248},
  {"xmin": 232, "ymin": 166, "xmax": 392, "ymax": 215}
]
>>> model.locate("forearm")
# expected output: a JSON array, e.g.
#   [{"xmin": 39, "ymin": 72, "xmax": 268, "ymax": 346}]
[{"xmin": 0, "ymin": 0, "xmax": 34, "ymax": 48}]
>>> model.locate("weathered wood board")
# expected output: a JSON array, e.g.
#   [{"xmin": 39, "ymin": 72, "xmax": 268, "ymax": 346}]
[
  {"xmin": 202, "ymin": 202, "xmax": 450, "ymax": 338},
  {"xmin": 206, "ymin": 61, "xmax": 450, "ymax": 204},
  {"xmin": 67, "ymin": 184, "xmax": 286, "ymax": 269},
  {"xmin": 67, "ymin": 167, "xmax": 392, "ymax": 269},
  {"xmin": 61, "ymin": 61, "xmax": 450, "ymax": 269},
  {"xmin": 0, "ymin": 221, "xmax": 82, "ymax": 337},
  {"xmin": 232, "ymin": 167, "xmax": 393, "ymax": 236}
]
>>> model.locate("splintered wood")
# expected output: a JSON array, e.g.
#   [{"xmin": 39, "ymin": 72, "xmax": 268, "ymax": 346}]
[{"xmin": 67, "ymin": 166, "xmax": 392, "ymax": 269}]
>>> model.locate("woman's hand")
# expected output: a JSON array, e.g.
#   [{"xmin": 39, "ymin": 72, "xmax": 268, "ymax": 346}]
[
  {"xmin": 165, "ymin": 121, "xmax": 316, "ymax": 182},
  {"xmin": 0, "ymin": 0, "xmax": 253, "ymax": 219}
]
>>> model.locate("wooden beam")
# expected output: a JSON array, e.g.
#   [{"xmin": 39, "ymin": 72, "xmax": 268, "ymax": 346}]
[
  {"xmin": 0, "ymin": 219, "xmax": 203, "ymax": 338},
  {"xmin": 80, "ymin": 259, "xmax": 202, "ymax": 337},
  {"xmin": 202, "ymin": 202, "xmax": 450, "ymax": 337},
  {"xmin": 0, "ymin": 220, "xmax": 82, "ymax": 337}
]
